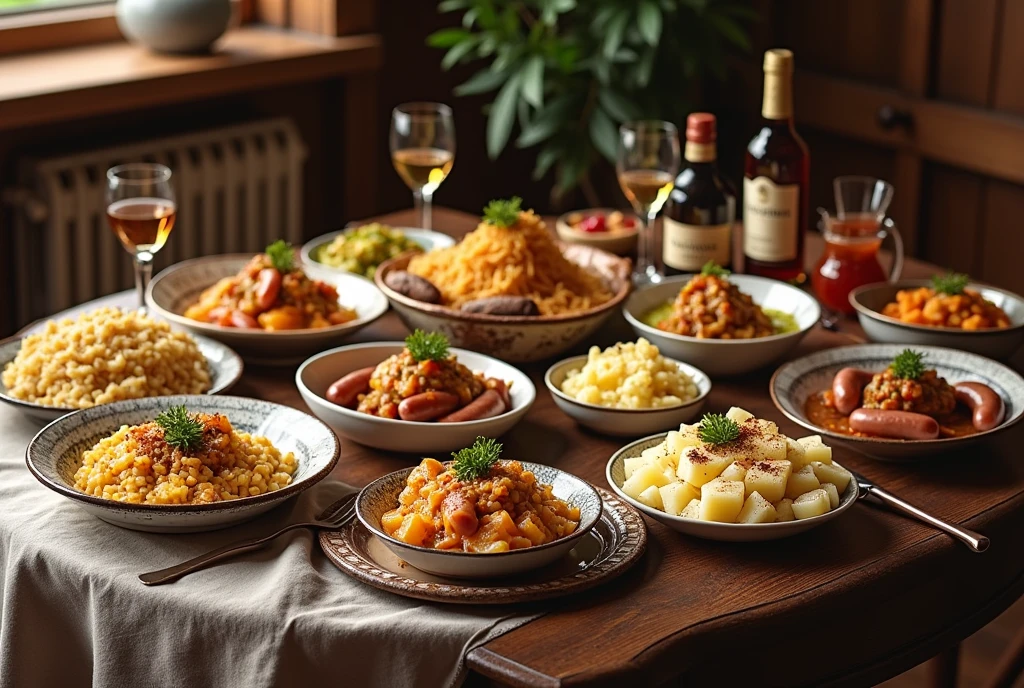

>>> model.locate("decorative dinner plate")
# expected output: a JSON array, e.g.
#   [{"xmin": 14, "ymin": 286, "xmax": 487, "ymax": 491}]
[{"xmin": 319, "ymin": 488, "xmax": 647, "ymax": 604}]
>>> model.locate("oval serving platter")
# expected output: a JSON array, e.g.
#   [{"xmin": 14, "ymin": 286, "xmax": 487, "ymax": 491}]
[{"xmin": 319, "ymin": 488, "xmax": 647, "ymax": 605}]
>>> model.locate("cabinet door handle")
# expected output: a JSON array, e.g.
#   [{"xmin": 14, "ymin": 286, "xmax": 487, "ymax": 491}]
[{"xmin": 877, "ymin": 105, "xmax": 914, "ymax": 131}]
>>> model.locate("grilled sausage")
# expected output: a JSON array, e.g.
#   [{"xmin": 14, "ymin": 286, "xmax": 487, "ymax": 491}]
[
  {"xmin": 488, "ymin": 378, "xmax": 512, "ymax": 410},
  {"xmin": 832, "ymin": 367, "xmax": 875, "ymax": 415},
  {"xmin": 254, "ymin": 268, "xmax": 282, "ymax": 311},
  {"xmin": 442, "ymin": 491, "xmax": 479, "ymax": 537},
  {"xmin": 955, "ymin": 382, "xmax": 1005, "ymax": 432},
  {"xmin": 325, "ymin": 367, "xmax": 375, "ymax": 408},
  {"xmin": 384, "ymin": 271, "xmax": 442, "ymax": 304},
  {"xmin": 849, "ymin": 408, "xmax": 940, "ymax": 440},
  {"xmin": 229, "ymin": 310, "xmax": 260, "ymax": 329},
  {"xmin": 439, "ymin": 389, "xmax": 506, "ymax": 423},
  {"xmin": 460, "ymin": 296, "xmax": 540, "ymax": 316},
  {"xmin": 397, "ymin": 391, "xmax": 460, "ymax": 422}
]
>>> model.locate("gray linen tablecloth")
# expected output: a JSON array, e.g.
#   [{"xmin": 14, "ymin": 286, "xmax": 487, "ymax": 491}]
[{"xmin": 0, "ymin": 404, "xmax": 539, "ymax": 688}]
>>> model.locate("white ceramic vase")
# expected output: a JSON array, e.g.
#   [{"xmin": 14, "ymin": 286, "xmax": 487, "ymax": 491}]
[{"xmin": 117, "ymin": 0, "xmax": 231, "ymax": 54}]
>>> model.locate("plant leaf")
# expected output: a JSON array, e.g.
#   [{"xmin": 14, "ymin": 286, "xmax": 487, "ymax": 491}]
[
  {"xmin": 454, "ymin": 68, "xmax": 509, "ymax": 96},
  {"xmin": 533, "ymin": 141, "xmax": 563, "ymax": 180},
  {"xmin": 487, "ymin": 71, "xmax": 522, "ymax": 159},
  {"xmin": 441, "ymin": 37, "xmax": 479, "ymax": 70},
  {"xmin": 589, "ymin": 106, "xmax": 619, "ymax": 162},
  {"xmin": 516, "ymin": 93, "xmax": 576, "ymax": 147},
  {"xmin": 598, "ymin": 88, "xmax": 641, "ymax": 122},
  {"xmin": 462, "ymin": 7, "xmax": 479, "ymax": 28},
  {"xmin": 636, "ymin": 47, "xmax": 655, "ymax": 87},
  {"xmin": 556, "ymin": 149, "xmax": 587, "ymax": 197},
  {"xmin": 707, "ymin": 12, "xmax": 750, "ymax": 51},
  {"xmin": 637, "ymin": 1, "xmax": 662, "ymax": 45},
  {"xmin": 438, "ymin": 0, "xmax": 470, "ymax": 12},
  {"xmin": 521, "ymin": 55, "xmax": 545, "ymax": 107},
  {"xmin": 428, "ymin": 28, "xmax": 471, "ymax": 48},
  {"xmin": 603, "ymin": 11, "xmax": 629, "ymax": 59}
]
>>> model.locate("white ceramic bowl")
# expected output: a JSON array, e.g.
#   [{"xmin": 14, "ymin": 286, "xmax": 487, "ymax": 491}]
[
  {"xmin": 850, "ymin": 280, "xmax": 1024, "ymax": 360},
  {"xmin": 770, "ymin": 344, "xmax": 1024, "ymax": 461},
  {"xmin": 623, "ymin": 274, "xmax": 821, "ymax": 376},
  {"xmin": 606, "ymin": 434, "xmax": 859, "ymax": 541},
  {"xmin": 0, "ymin": 333, "xmax": 243, "ymax": 424},
  {"xmin": 296, "ymin": 342, "xmax": 536, "ymax": 453},
  {"xmin": 26, "ymin": 395, "xmax": 340, "ymax": 533},
  {"xmin": 374, "ymin": 245, "xmax": 632, "ymax": 363},
  {"xmin": 555, "ymin": 208, "xmax": 640, "ymax": 256},
  {"xmin": 300, "ymin": 226, "xmax": 456, "ymax": 282},
  {"xmin": 356, "ymin": 462, "xmax": 603, "ymax": 578},
  {"xmin": 146, "ymin": 254, "xmax": 389, "ymax": 365},
  {"xmin": 544, "ymin": 354, "xmax": 711, "ymax": 437}
]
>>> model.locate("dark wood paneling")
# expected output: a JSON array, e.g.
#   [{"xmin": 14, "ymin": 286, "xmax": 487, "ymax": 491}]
[
  {"xmin": 920, "ymin": 164, "xmax": 984, "ymax": 274},
  {"xmin": 935, "ymin": 0, "xmax": 999, "ymax": 106},
  {"xmin": 992, "ymin": 0, "xmax": 1024, "ymax": 115},
  {"xmin": 979, "ymin": 180, "xmax": 1024, "ymax": 293},
  {"xmin": 799, "ymin": 126, "xmax": 896, "ymax": 222}
]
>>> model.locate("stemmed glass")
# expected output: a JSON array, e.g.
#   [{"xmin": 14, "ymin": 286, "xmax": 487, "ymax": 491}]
[
  {"xmin": 617, "ymin": 121, "xmax": 680, "ymax": 285},
  {"xmin": 390, "ymin": 102, "xmax": 456, "ymax": 230},
  {"xmin": 106, "ymin": 163, "xmax": 177, "ymax": 311}
]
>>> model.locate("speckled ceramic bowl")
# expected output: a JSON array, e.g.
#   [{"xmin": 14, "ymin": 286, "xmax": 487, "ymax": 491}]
[
  {"xmin": 300, "ymin": 226, "xmax": 456, "ymax": 282},
  {"xmin": 374, "ymin": 245, "xmax": 632, "ymax": 363},
  {"xmin": 554, "ymin": 208, "xmax": 640, "ymax": 256},
  {"xmin": 26, "ymin": 395, "xmax": 340, "ymax": 532},
  {"xmin": 606, "ymin": 434, "xmax": 859, "ymax": 541},
  {"xmin": 0, "ymin": 334, "xmax": 243, "ymax": 424},
  {"xmin": 357, "ymin": 462, "xmax": 603, "ymax": 578},
  {"xmin": 770, "ymin": 344, "xmax": 1024, "ymax": 461},
  {"xmin": 146, "ymin": 254, "xmax": 389, "ymax": 365}
]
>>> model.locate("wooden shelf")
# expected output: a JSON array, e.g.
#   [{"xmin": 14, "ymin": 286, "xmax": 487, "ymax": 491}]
[{"xmin": 0, "ymin": 26, "xmax": 381, "ymax": 131}]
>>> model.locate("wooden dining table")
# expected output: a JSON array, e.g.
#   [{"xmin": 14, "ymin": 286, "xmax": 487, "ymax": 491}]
[{"xmin": 55, "ymin": 207, "xmax": 1023, "ymax": 686}]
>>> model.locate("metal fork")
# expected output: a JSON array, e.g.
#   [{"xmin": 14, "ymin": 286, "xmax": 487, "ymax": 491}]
[{"xmin": 138, "ymin": 494, "xmax": 359, "ymax": 586}]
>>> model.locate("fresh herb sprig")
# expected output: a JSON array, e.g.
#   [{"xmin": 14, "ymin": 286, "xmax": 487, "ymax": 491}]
[
  {"xmin": 931, "ymin": 271, "xmax": 969, "ymax": 296},
  {"xmin": 154, "ymin": 405, "xmax": 204, "ymax": 452},
  {"xmin": 700, "ymin": 261, "xmax": 731, "ymax": 279},
  {"xmin": 266, "ymin": 240, "xmax": 295, "ymax": 273},
  {"xmin": 697, "ymin": 413, "xmax": 741, "ymax": 446},
  {"xmin": 451, "ymin": 437, "xmax": 502, "ymax": 481},
  {"xmin": 482, "ymin": 197, "xmax": 523, "ymax": 228},
  {"xmin": 890, "ymin": 349, "xmax": 926, "ymax": 380},
  {"xmin": 405, "ymin": 329, "xmax": 450, "ymax": 362}
]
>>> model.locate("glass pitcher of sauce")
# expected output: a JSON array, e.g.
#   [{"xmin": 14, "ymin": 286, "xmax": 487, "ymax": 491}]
[{"xmin": 812, "ymin": 177, "xmax": 903, "ymax": 315}]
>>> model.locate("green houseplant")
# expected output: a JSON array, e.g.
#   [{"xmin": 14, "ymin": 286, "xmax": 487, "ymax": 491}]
[{"xmin": 428, "ymin": 0, "xmax": 754, "ymax": 201}]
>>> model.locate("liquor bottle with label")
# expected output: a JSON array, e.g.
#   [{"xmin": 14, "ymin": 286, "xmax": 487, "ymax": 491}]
[
  {"xmin": 664, "ymin": 113, "xmax": 736, "ymax": 275},
  {"xmin": 743, "ymin": 48, "xmax": 809, "ymax": 282}
]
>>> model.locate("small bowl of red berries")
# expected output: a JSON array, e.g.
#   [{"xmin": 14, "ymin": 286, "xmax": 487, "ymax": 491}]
[{"xmin": 555, "ymin": 208, "xmax": 640, "ymax": 256}]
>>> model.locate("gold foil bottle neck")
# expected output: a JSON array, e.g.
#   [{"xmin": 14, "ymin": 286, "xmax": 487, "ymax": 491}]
[{"xmin": 763, "ymin": 48, "xmax": 794, "ymax": 73}]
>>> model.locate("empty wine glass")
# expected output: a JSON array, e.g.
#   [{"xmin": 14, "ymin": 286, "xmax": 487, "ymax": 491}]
[
  {"xmin": 617, "ymin": 121, "xmax": 681, "ymax": 285},
  {"xmin": 106, "ymin": 163, "xmax": 177, "ymax": 311},
  {"xmin": 390, "ymin": 102, "xmax": 455, "ymax": 229}
]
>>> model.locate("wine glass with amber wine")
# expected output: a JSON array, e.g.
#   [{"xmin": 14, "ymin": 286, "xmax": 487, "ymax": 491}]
[
  {"xmin": 617, "ymin": 121, "xmax": 680, "ymax": 285},
  {"xmin": 390, "ymin": 102, "xmax": 455, "ymax": 230},
  {"xmin": 106, "ymin": 163, "xmax": 177, "ymax": 311}
]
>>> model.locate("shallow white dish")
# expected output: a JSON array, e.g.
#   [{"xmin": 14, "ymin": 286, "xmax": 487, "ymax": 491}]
[
  {"xmin": 0, "ymin": 334, "xmax": 243, "ymax": 424},
  {"xmin": 770, "ymin": 344, "xmax": 1024, "ymax": 461},
  {"xmin": 146, "ymin": 254, "xmax": 389, "ymax": 366},
  {"xmin": 623, "ymin": 274, "xmax": 821, "ymax": 377},
  {"xmin": 356, "ymin": 462, "xmax": 602, "ymax": 578},
  {"xmin": 296, "ymin": 342, "xmax": 535, "ymax": 453},
  {"xmin": 606, "ymin": 433, "xmax": 858, "ymax": 541},
  {"xmin": 26, "ymin": 395, "xmax": 339, "ymax": 533},
  {"xmin": 300, "ymin": 226, "xmax": 456, "ymax": 282},
  {"xmin": 850, "ymin": 280, "xmax": 1024, "ymax": 361},
  {"xmin": 544, "ymin": 354, "xmax": 710, "ymax": 437},
  {"xmin": 554, "ymin": 208, "xmax": 639, "ymax": 256}
]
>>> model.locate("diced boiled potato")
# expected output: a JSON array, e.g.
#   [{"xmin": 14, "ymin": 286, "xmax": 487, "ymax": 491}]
[
  {"xmin": 699, "ymin": 478, "xmax": 745, "ymax": 523},
  {"xmin": 811, "ymin": 461, "xmax": 853, "ymax": 493},
  {"xmin": 792, "ymin": 489, "xmax": 831, "ymax": 519},
  {"xmin": 622, "ymin": 463, "xmax": 671, "ymax": 500},
  {"xmin": 641, "ymin": 445, "xmax": 677, "ymax": 470},
  {"xmin": 737, "ymin": 492, "xmax": 777, "ymax": 524},
  {"xmin": 394, "ymin": 513, "xmax": 432, "ymax": 545},
  {"xmin": 797, "ymin": 435, "xmax": 833, "ymax": 465},
  {"xmin": 680, "ymin": 498, "xmax": 701, "ymax": 520},
  {"xmin": 785, "ymin": 437, "xmax": 811, "ymax": 470},
  {"xmin": 666, "ymin": 429, "xmax": 701, "ymax": 455},
  {"xmin": 744, "ymin": 459, "xmax": 792, "ymax": 503},
  {"xmin": 726, "ymin": 406, "xmax": 754, "ymax": 424},
  {"xmin": 623, "ymin": 456, "xmax": 646, "ymax": 479},
  {"xmin": 677, "ymin": 446, "xmax": 733, "ymax": 486},
  {"xmin": 746, "ymin": 417, "xmax": 779, "ymax": 436},
  {"xmin": 785, "ymin": 464, "xmax": 821, "ymax": 500},
  {"xmin": 737, "ymin": 419, "xmax": 786, "ymax": 461},
  {"xmin": 774, "ymin": 498, "xmax": 795, "ymax": 522},
  {"xmin": 823, "ymin": 482, "xmax": 840, "ymax": 509},
  {"xmin": 659, "ymin": 481, "xmax": 700, "ymax": 516},
  {"xmin": 720, "ymin": 461, "xmax": 749, "ymax": 482},
  {"xmin": 663, "ymin": 466, "xmax": 678, "ymax": 482},
  {"xmin": 637, "ymin": 485, "xmax": 664, "ymax": 510}
]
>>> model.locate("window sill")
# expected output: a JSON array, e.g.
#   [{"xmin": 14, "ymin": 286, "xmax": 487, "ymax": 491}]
[{"xmin": 0, "ymin": 25, "xmax": 381, "ymax": 131}]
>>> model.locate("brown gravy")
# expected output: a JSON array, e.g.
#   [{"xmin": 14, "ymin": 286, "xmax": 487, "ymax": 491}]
[{"xmin": 804, "ymin": 391, "xmax": 980, "ymax": 439}]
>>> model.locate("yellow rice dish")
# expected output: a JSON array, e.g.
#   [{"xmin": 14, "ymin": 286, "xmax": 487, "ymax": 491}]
[
  {"xmin": 2, "ymin": 307, "xmax": 210, "ymax": 409},
  {"xmin": 73, "ymin": 410, "xmax": 297, "ymax": 505}
]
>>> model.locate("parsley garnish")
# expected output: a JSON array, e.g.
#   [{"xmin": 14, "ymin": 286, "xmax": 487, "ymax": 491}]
[
  {"xmin": 697, "ymin": 413, "xmax": 741, "ymax": 446},
  {"xmin": 890, "ymin": 349, "xmax": 926, "ymax": 380},
  {"xmin": 265, "ymin": 240, "xmax": 295, "ymax": 273},
  {"xmin": 404, "ymin": 329, "xmax": 450, "ymax": 362},
  {"xmin": 931, "ymin": 271, "xmax": 969, "ymax": 296},
  {"xmin": 451, "ymin": 437, "xmax": 502, "ymax": 481},
  {"xmin": 154, "ymin": 405, "xmax": 204, "ymax": 452},
  {"xmin": 700, "ymin": 261, "xmax": 731, "ymax": 278},
  {"xmin": 482, "ymin": 197, "xmax": 523, "ymax": 228}
]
